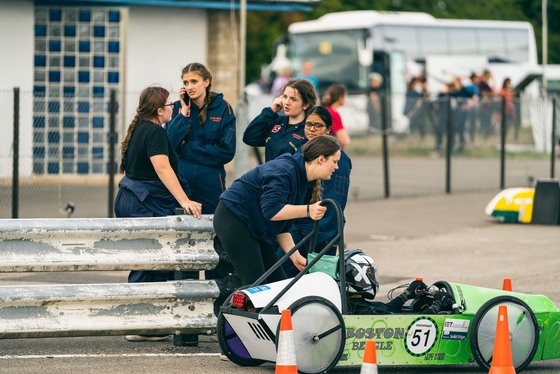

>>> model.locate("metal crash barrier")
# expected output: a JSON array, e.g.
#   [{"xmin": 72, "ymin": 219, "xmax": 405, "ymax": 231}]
[{"xmin": 0, "ymin": 215, "xmax": 220, "ymax": 342}]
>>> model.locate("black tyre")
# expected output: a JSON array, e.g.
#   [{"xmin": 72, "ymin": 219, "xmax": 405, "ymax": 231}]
[
  {"xmin": 277, "ymin": 296, "xmax": 345, "ymax": 374},
  {"xmin": 217, "ymin": 291, "xmax": 265, "ymax": 367},
  {"xmin": 470, "ymin": 295, "xmax": 539, "ymax": 372}
]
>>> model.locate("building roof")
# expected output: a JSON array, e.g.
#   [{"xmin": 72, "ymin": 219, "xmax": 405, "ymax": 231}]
[{"xmin": 33, "ymin": 0, "xmax": 321, "ymax": 12}]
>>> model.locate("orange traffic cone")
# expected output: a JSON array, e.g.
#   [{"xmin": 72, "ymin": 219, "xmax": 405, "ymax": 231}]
[
  {"xmin": 360, "ymin": 339, "xmax": 378, "ymax": 374},
  {"xmin": 276, "ymin": 309, "xmax": 297, "ymax": 374},
  {"xmin": 502, "ymin": 278, "xmax": 512, "ymax": 291},
  {"xmin": 488, "ymin": 305, "xmax": 515, "ymax": 374}
]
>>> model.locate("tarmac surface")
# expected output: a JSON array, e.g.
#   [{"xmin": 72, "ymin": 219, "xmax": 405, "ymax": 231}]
[{"xmin": 1, "ymin": 190, "xmax": 560, "ymax": 373}]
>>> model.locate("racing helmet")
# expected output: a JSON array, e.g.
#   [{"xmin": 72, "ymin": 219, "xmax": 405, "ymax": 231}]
[{"xmin": 344, "ymin": 249, "xmax": 379, "ymax": 300}]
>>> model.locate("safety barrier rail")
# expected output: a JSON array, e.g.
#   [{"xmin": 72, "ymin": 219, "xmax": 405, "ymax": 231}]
[{"xmin": 0, "ymin": 214, "xmax": 220, "ymax": 341}]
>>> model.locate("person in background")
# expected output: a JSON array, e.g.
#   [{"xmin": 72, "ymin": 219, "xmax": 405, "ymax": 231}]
[
  {"xmin": 243, "ymin": 79, "xmax": 317, "ymax": 162},
  {"xmin": 295, "ymin": 60, "xmax": 319, "ymax": 93},
  {"xmin": 166, "ymin": 62, "xmax": 236, "ymax": 280},
  {"xmin": 464, "ymin": 73, "xmax": 481, "ymax": 143},
  {"xmin": 499, "ymin": 77, "xmax": 517, "ymax": 139},
  {"xmin": 214, "ymin": 135, "xmax": 341, "ymax": 285},
  {"xmin": 367, "ymin": 72, "xmax": 384, "ymax": 131},
  {"xmin": 321, "ymin": 84, "xmax": 351, "ymax": 150},
  {"xmin": 115, "ymin": 86, "xmax": 202, "ymax": 341},
  {"xmin": 478, "ymin": 69, "xmax": 496, "ymax": 138},
  {"xmin": 277, "ymin": 106, "xmax": 352, "ymax": 277},
  {"xmin": 270, "ymin": 65, "xmax": 293, "ymax": 97},
  {"xmin": 403, "ymin": 77, "xmax": 425, "ymax": 139}
]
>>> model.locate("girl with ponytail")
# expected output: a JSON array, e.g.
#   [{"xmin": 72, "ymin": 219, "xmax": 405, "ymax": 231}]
[
  {"xmin": 115, "ymin": 86, "xmax": 201, "ymax": 289},
  {"xmin": 213, "ymin": 135, "xmax": 341, "ymax": 285},
  {"xmin": 166, "ymin": 62, "xmax": 236, "ymax": 215}
]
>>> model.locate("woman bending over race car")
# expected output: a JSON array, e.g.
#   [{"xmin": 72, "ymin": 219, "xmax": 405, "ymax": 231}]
[
  {"xmin": 345, "ymin": 250, "xmax": 453, "ymax": 315},
  {"xmin": 213, "ymin": 135, "xmax": 341, "ymax": 285}
]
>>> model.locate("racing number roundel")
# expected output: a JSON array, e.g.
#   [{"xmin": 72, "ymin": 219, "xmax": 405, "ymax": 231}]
[{"xmin": 405, "ymin": 316, "xmax": 439, "ymax": 357}]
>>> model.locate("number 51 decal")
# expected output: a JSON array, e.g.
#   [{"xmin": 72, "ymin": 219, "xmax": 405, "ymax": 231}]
[{"xmin": 405, "ymin": 316, "xmax": 439, "ymax": 356}]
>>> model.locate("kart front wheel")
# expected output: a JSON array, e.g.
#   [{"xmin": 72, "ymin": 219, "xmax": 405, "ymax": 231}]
[
  {"xmin": 278, "ymin": 296, "xmax": 345, "ymax": 374},
  {"xmin": 470, "ymin": 295, "xmax": 539, "ymax": 372}
]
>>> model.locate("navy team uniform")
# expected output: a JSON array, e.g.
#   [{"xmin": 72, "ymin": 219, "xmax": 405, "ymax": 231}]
[
  {"xmin": 115, "ymin": 119, "xmax": 191, "ymax": 283},
  {"xmin": 278, "ymin": 148, "xmax": 352, "ymax": 277},
  {"xmin": 166, "ymin": 93, "xmax": 236, "ymax": 215},
  {"xmin": 214, "ymin": 152, "xmax": 313, "ymax": 285},
  {"xmin": 243, "ymin": 107, "xmax": 307, "ymax": 162}
]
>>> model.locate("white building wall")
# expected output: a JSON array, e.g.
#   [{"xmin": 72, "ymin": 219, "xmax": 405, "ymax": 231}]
[
  {"xmin": 123, "ymin": 6, "xmax": 207, "ymax": 132},
  {"xmin": 0, "ymin": 1, "xmax": 34, "ymax": 178}
]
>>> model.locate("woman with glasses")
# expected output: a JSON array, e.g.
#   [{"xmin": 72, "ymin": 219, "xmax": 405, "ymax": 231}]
[
  {"xmin": 115, "ymin": 86, "xmax": 202, "ymax": 287},
  {"xmin": 277, "ymin": 106, "xmax": 352, "ymax": 277},
  {"xmin": 243, "ymin": 79, "xmax": 316, "ymax": 162},
  {"xmin": 166, "ymin": 62, "xmax": 236, "ymax": 216}
]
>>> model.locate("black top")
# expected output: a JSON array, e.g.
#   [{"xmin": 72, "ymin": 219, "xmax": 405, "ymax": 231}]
[{"xmin": 125, "ymin": 119, "xmax": 178, "ymax": 181}]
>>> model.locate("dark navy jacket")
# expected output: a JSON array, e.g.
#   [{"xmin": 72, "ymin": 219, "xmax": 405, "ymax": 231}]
[
  {"xmin": 292, "ymin": 148, "xmax": 351, "ymax": 250},
  {"xmin": 220, "ymin": 152, "xmax": 312, "ymax": 246},
  {"xmin": 166, "ymin": 93, "xmax": 236, "ymax": 214},
  {"xmin": 243, "ymin": 107, "xmax": 307, "ymax": 162}
]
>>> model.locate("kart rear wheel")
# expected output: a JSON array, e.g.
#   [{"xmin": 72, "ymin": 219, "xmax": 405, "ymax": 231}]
[
  {"xmin": 278, "ymin": 296, "xmax": 345, "ymax": 374},
  {"xmin": 470, "ymin": 295, "xmax": 539, "ymax": 372},
  {"xmin": 217, "ymin": 291, "xmax": 265, "ymax": 367}
]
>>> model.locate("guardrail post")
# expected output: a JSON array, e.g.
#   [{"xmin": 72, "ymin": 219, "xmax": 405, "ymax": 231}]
[
  {"xmin": 172, "ymin": 207, "xmax": 200, "ymax": 347},
  {"xmin": 12, "ymin": 87, "xmax": 20, "ymax": 218}
]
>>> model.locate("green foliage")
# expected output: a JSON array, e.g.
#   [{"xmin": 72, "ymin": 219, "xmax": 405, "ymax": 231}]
[{"xmin": 245, "ymin": 0, "xmax": 560, "ymax": 84}]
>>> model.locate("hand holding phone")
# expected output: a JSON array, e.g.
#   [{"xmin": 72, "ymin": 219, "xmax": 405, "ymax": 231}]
[
  {"xmin": 179, "ymin": 88, "xmax": 191, "ymax": 117},
  {"xmin": 271, "ymin": 96, "xmax": 283, "ymax": 113}
]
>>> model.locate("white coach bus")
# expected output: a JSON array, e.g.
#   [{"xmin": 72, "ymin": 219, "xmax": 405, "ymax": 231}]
[{"xmin": 274, "ymin": 10, "xmax": 539, "ymax": 133}]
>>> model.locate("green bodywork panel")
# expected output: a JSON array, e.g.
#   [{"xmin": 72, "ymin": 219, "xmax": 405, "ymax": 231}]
[{"xmin": 337, "ymin": 282, "xmax": 560, "ymax": 367}]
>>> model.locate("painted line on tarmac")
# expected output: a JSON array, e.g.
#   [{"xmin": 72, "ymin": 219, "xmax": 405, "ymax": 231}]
[{"xmin": 0, "ymin": 353, "xmax": 221, "ymax": 359}]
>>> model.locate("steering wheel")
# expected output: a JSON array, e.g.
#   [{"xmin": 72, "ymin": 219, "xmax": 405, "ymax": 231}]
[{"xmin": 410, "ymin": 280, "xmax": 460, "ymax": 314}]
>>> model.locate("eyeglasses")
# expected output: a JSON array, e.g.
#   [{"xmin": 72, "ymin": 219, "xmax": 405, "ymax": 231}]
[
  {"xmin": 162, "ymin": 103, "xmax": 174, "ymax": 108},
  {"xmin": 305, "ymin": 122, "xmax": 327, "ymax": 130}
]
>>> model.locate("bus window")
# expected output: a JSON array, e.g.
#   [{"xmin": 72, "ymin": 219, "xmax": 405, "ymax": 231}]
[
  {"xmin": 418, "ymin": 27, "xmax": 449, "ymax": 57},
  {"xmin": 380, "ymin": 25, "xmax": 419, "ymax": 60},
  {"xmin": 504, "ymin": 29, "xmax": 529, "ymax": 63},
  {"xmin": 290, "ymin": 30, "xmax": 365, "ymax": 92},
  {"xmin": 448, "ymin": 28, "xmax": 478, "ymax": 55},
  {"xmin": 477, "ymin": 28, "xmax": 507, "ymax": 62}
]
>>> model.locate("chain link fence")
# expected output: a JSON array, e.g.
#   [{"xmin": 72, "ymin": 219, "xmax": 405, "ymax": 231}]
[{"xmin": 1, "ymin": 89, "xmax": 559, "ymax": 218}]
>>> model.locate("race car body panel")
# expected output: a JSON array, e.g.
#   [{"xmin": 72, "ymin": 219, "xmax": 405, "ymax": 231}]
[
  {"xmin": 485, "ymin": 187, "xmax": 535, "ymax": 223},
  {"xmin": 238, "ymin": 272, "xmax": 342, "ymax": 311}
]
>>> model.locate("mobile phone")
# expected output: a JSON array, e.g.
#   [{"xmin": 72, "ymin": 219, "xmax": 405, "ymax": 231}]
[{"xmin": 182, "ymin": 93, "xmax": 190, "ymax": 106}]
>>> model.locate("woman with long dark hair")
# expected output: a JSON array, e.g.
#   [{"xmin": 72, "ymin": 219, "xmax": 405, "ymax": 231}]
[{"xmin": 115, "ymin": 86, "xmax": 201, "ymax": 282}]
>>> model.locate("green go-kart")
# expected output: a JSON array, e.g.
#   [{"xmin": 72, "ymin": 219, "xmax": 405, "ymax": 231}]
[{"xmin": 218, "ymin": 199, "xmax": 560, "ymax": 373}]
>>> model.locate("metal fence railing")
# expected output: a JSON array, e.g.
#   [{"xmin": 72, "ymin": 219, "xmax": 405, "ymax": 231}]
[
  {"xmin": 1, "ymin": 88, "xmax": 559, "ymax": 218},
  {"xmin": 344, "ymin": 95, "xmax": 560, "ymax": 201}
]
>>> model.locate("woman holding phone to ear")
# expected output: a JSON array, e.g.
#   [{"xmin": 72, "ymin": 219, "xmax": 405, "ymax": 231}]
[{"xmin": 166, "ymin": 62, "xmax": 236, "ymax": 215}]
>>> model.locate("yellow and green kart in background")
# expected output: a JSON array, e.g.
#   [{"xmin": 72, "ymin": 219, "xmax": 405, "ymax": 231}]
[{"xmin": 485, "ymin": 178, "xmax": 560, "ymax": 224}]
